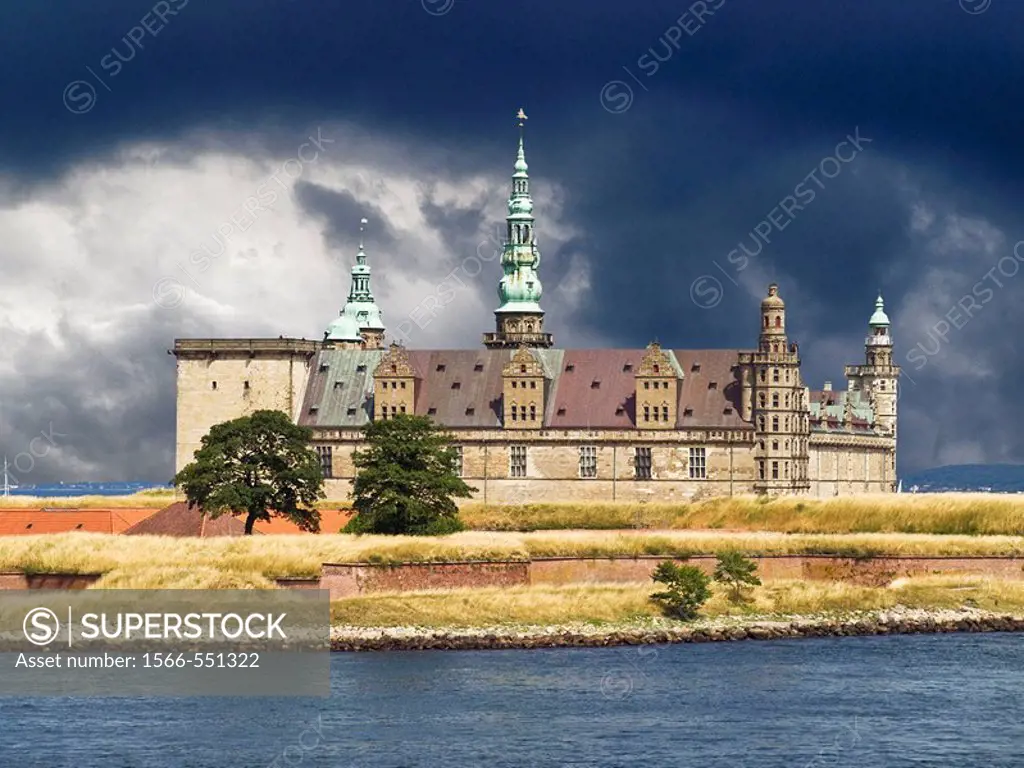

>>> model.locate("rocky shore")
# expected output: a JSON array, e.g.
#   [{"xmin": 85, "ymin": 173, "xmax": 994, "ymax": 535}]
[{"xmin": 330, "ymin": 607, "xmax": 1024, "ymax": 651}]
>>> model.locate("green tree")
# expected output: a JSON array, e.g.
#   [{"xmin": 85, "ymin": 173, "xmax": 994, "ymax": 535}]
[
  {"xmin": 173, "ymin": 410, "xmax": 324, "ymax": 535},
  {"xmin": 345, "ymin": 414, "xmax": 476, "ymax": 535},
  {"xmin": 713, "ymin": 550, "xmax": 762, "ymax": 602},
  {"xmin": 650, "ymin": 560, "xmax": 711, "ymax": 620}
]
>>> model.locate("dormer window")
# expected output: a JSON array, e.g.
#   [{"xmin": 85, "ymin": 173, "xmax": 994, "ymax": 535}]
[
  {"xmin": 565, "ymin": 364, "xmax": 575, "ymax": 372},
  {"xmin": 591, "ymin": 380, "xmax": 600, "ymax": 389},
  {"xmin": 427, "ymin": 407, "xmax": 437, "ymax": 415},
  {"xmin": 708, "ymin": 382, "xmax": 717, "ymax": 390},
  {"xmin": 557, "ymin": 407, "xmax": 566, "ymax": 416},
  {"xmin": 683, "ymin": 408, "xmax": 693, "ymax": 417},
  {"xmin": 623, "ymin": 363, "xmax": 633, "ymax": 372},
  {"xmin": 436, "ymin": 364, "xmax": 446, "ymax": 372},
  {"xmin": 653, "ymin": 364, "xmax": 660, "ymax": 374},
  {"xmin": 474, "ymin": 362, "xmax": 484, "ymax": 371},
  {"xmin": 451, "ymin": 382, "xmax": 461, "ymax": 390},
  {"xmin": 356, "ymin": 364, "xmax": 367, "ymax": 372},
  {"xmin": 692, "ymin": 363, "xmax": 701, "ymax": 372}
]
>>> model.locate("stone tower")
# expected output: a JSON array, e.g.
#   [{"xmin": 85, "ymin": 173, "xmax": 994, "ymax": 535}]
[
  {"xmin": 845, "ymin": 294, "xmax": 898, "ymax": 439},
  {"xmin": 739, "ymin": 284, "xmax": 811, "ymax": 495},
  {"xmin": 483, "ymin": 109, "xmax": 553, "ymax": 349},
  {"xmin": 325, "ymin": 217, "xmax": 386, "ymax": 349}
]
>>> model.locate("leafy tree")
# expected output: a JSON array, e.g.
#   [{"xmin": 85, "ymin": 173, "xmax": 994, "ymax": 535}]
[
  {"xmin": 173, "ymin": 410, "xmax": 324, "ymax": 535},
  {"xmin": 345, "ymin": 414, "xmax": 476, "ymax": 535},
  {"xmin": 713, "ymin": 550, "xmax": 762, "ymax": 602},
  {"xmin": 650, "ymin": 560, "xmax": 711, "ymax": 620}
]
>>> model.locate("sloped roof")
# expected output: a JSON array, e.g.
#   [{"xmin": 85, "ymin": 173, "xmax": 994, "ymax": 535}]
[
  {"xmin": 0, "ymin": 508, "xmax": 157, "ymax": 536},
  {"xmin": 302, "ymin": 347, "xmax": 752, "ymax": 430},
  {"xmin": 299, "ymin": 348, "xmax": 386, "ymax": 429},
  {"xmin": 122, "ymin": 502, "xmax": 250, "ymax": 537},
  {"xmin": 809, "ymin": 389, "xmax": 876, "ymax": 434}
]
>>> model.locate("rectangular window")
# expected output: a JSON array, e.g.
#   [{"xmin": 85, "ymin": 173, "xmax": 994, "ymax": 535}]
[
  {"xmin": 635, "ymin": 447, "xmax": 652, "ymax": 480},
  {"xmin": 772, "ymin": 461, "xmax": 779, "ymax": 480},
  {"xmin": 661, "ymin": 405, "xmax": 669, "ymax": 421},
  {"xmin": 511, "ymin": 405, "xmax": 518, "ymax": 422},
  {"xmin": 519, "ymin": 405, "xmax": 527, "ymax": 421},
  {"xmin": 453, "ymin": 445, "xmax": 464, "ymax": 477},
  {"xmin": 689, "ymin": 447, "xmax": 706, "ymax": 479},
  {"xmin": 579, "ymin": 445, "xmax": 597, "ymax": 479},
  {"xmin": 643, "ymin": 405, "xmax": 650, "ymax": 422},
  {"xmin": 510, "ymin": 445, "xmax": 527, "ymax": 478},
  {"xmin": 316, "ymin": 446, "xmax": 333, "ymax": 478},
  {"xmin": 758, "ymin": 460, "xmax": 765, "ymax": 480},
  {"xmin": 529, "ymin": 404, "xmax": 537, "ymax": 421}
]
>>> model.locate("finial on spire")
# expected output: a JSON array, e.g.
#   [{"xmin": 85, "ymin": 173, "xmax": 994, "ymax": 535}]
[
  {"xmin": 359, "ymin": 217, "xmax": 368, "ymax": 249},
  {"xmin": 516, "ymin": 108, "xmax": 528, "ymax": 127}
]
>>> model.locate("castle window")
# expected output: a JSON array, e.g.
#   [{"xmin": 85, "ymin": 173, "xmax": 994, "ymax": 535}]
[
  {"xmin": 623, "ymin": 363, "xmax": 633, "ymax": 372},
  {"xmin": 661, "ymin": 405, "xmax": 669, "ymax": 421},
  {"xmin": 512, "ymin": 381, "xmax": 517, "ymax": 388},
  {"xmin": 758, "ymin": 393, "xmax": 765, "ymax": 407},
  {"xmin": 474, "ymin": 362, "xmax": 484, "ymax": 371},
  {"xmin": 772, "ymin": 440, "xmax": 779, "ymax": 451},
  {"xmin": 529, "ymin": 404, "xmax": 537, "ymax": 421},
  {"xmin": 466, "ymin": 407, "xmax": 475, "ymax": 416},
  {"xmin": 652, "ymin": 408, "xmax": 659, "ymax": 422},
  {"xmin": 758, "ymin": 416, "xmax": 765, "ymax": 431},
  {"xmin": 692, "ymin": 363, "xmax": 701, "ymax": 373},
  {"xmin": 773, "ymin": 369, "xmax": 780, "ymax": 383},
  {"xmin": 785, "ymin": 462, "xmax": 790, "ymax": 479},
  {"xmin": 347, "ymin": 407, "xmax": 357, "ymax": 416},
  {"xmin": 243, "ymin": 381, "xmax": 250, "ymax": 390},
  {"xmin": 772, "ymin": 461, "xmax": 779, "ymax": 479},
  {"xmin": 688, "ymin": 447, "xmax": 706, "ymax": 479},
  {"xmin": 772, "ymin": 394, "xmax": 779, "ymax": 407},
  {"xmin": 519, "ymin": 405, "xmax": 526, "ymax": 421},
  {"xmin": 427, "ymin": 407, "xmax": 437, "ymax": 416},
  {"xmin": 644, "ymin": 382, "xmax": 650, "ymax": 390},
  {"xmin": 211, "ymin": 381, "xmax": 217, "ymax": 390},
  {"xmin": 634, "ymin": 447, "xmax": 652, "ymax": 480},
  {"xmin": 334, "ymin": 381, "xmax": 344, "ymax": 390},
  {"xmin": 400, "ymin": 405, "xmax": 406, "ymax": 414},
  {"xmin": 401, "ymin": 381, "xmax": 406, "ymax": 389},
  {"xmin": 565, "ymin": 364, "xmax": 575, "ymax": 372},
  {"xmin": 511, "ymin": 405, "xmax": 518, "ymax": 422},
  {"xmin": 764, "ymin": 316, "xmax": 769, "ymax": 328},
  {"xmin": 391, "ymin": 381, "xmax": 398, "ymax": 389},
  {"xmin": 723, "ymin": 407, "xmax": 733, "ymax": 415},
  {"xmin": 785, "ymin": 393, "xmax": 790, "ymax": 407},
  {"xmin": 520, "ymin": 365, "xmax": 527, "ymax": 373},
  {"xmin": 772, "ymin": 416, "xmax": 779, "ymax": 431},
  {"xmin": 683, "ymin": 408, "xmax": 693, "ymax": 417},
  {"xmin": 643, "ymin": 405, "xmax": 650, "ymax": 422},
  {"xmin": 530, "ymin": 381, "xmax": 537, "ymax": 389},
  {"xmin": 356, "ymin": 364, "xmax": 366, "ymax": 372},
  {"xmin": 758, "ymin": 460, "xmax": 765, "ymax": 480},
  {"xmin": 557, "ymin": 407, "xmax": 566, "ymax": 416},
  {"xmin": 880, "ymin": 381, "xmax": 886, "ymax": 390},
  {"xmin": 591, "ymin": 380, "xmax": 601, "ymax": 389},
  {"xmin": 775, "ymin": 316, "xmax": 781, "ymax": 328},
  {"xmin": 653, "ymin": 364, "xmax": 660, "ymax": 374},
  {"xmin": 579, "ymin": 445, "xmax": 598, "ymax": 479},
  {"xmin": 708, "ymin": 382, "xmax": 717, "ymax": 390},
  {"xmin": 436, "ymin": 364, "xmax": 446, "ymax": 372},
  {"xmin": 509, "ymin": 445, "xmax": 527, "ymax": 478},
  {"xmin": 453, "ymin": 445, "xmax": 464, "ymax": 477},
  {"xmin": 616, "ymin": 406, "xmax": 625, "ymax": 416},
  {"xmin": 391, "ymin": 364, "xmax": 397, "ymax": 373},
  {"xmin": 785, "ymin": 417, "xmax": 790, "ymax": 430},
  {"xmin": 316, "ymin": 446, "xmax": 333, "ymax": 478},
  {"xmin": 759, "ymin": 369, "xmax": 766, "ymax": 382},
  {"xmin": 451, "ymin": 382, "xmax": 461, "ymax": 390},
  {"xmin": 786, "ymin": 370, "xmax": 791, "ymax": 383}
]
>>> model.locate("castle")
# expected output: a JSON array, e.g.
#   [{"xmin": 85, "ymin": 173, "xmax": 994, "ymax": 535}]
[{"xmin": 174, "ymin": 112, "xmax": 899, "ymax": 502}]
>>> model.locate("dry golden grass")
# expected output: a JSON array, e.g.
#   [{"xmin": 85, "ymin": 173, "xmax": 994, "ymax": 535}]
[
  {"xmin": 460, "ymin": 493, "xmax": 1024, "ymax": 535},
  {"xmin": 4, "ymin": 529, "xmax": 1024, "ymax": 583},
  {"xmin": 331, "ymin": 575, "xmax": 1024, "ymax": 628},
  {"xmin": 0, "ymin": 488, "xmax": 174, "ymax": 509}
]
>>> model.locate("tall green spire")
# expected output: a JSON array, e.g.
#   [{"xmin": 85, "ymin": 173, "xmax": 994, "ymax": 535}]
[
  {"xmin": 484, "ymin": 108, "xmax": 553, "ymax": 349},
  {"xmin": 325, "ymin": 218, "xmax": 386, "ymax": 348}
]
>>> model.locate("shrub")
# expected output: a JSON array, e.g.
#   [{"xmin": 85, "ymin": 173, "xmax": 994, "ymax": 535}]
[
  {"xmin": 650, "ymin": 560, "xmax": 711, "ymax": 620},
  {"xmin": 713, "ymin": 550, "xmax": 762, "ymax": 602}
]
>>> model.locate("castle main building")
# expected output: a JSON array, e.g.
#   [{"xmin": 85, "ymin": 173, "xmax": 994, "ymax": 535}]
[{"xmin": 174, "ymin": 113, "xmax": 898, "ymax": 501}]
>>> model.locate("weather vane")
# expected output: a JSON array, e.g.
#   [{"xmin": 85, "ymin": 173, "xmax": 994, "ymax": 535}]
[
  {"xmin": 516, "ymin": 108, "xmax": 528, "ymax": 127},
  {"xmin": 359, "ymin": 217, "xmax": 368, "ymax": 249}
]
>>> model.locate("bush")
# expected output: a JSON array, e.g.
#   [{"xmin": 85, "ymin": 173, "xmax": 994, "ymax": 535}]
[
  {"xmin": 713, "ymin": 550, "xmax": 761, "ymax": 602},
  {"xmin": 650, "ymin": 560, "xmax": 711, "ymax": 620}
]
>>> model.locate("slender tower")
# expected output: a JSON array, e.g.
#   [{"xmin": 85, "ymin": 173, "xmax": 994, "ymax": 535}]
[
  {"xmin": 483, "ymin": 109, "xmax": 553, "ymax": 349},
  {"xmin": 324, "ymin": 218, "xmax": 387, "ymax": 348},
  {"xmin": 846, "ymin": 293, "xmax": 898, "ymax": 439},
  {"xmin": 740, "ymin": 284, "xmax": 811, "ymax": 496}
]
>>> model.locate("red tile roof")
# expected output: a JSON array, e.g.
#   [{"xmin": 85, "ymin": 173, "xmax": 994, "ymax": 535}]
[
  {"xmin": 0, "ymin": 508, "xmax": 157, "ymax": 536},
  {"xmin": 122, "ymin": 502, "xmax": 250, "ymax": 537}
]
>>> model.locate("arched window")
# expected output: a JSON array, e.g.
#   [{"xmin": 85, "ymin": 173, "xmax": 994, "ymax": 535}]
[
  {"xmin": 775, "ymin": 316, "xmax": 781, "ymax": 328},
  {"xmin": 515, "ymin": 224, "xmax": 521, "ymax": 241},
  {"xmin": 523, "ymin": 225, "xmax": 530, "ymax": 242},
  {"xmin": 772, "ymin": 394, "xmax": 779, "ymax": 407},
  {"xmin": 758, "ymin": 393, "xmax": 765, "ymax": 407},
  {"xmin": 764, "ymin": 315, "xmax": 769, "ymax": 328}
]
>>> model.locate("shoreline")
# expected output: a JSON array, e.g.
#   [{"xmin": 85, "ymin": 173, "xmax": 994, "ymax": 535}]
[{"xmin": 329, "ymin": 607, "xmax": 1024, "ymax": 651}]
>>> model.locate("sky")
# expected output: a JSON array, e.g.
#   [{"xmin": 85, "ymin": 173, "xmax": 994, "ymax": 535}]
[{"xmin": 0, "ymin": 0, "xmax": 1020, "ymax": 483}]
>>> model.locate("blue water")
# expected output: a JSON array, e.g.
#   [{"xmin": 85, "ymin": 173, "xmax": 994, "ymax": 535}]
[
  {"xmin": 2, "ymin": 633, "xmax": 1023, "ymax": 766},
  {"xmin": 8, "ymin": 482, "xmax": 170, "ymax": 497}
]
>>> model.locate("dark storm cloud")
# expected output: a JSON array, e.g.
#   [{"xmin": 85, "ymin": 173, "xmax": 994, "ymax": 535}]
[
  {"xmin": 294, "ymin": 181, "xmax": 399, "ymax": 253},
  {"xmin": 1, "ymin": 0, "xmax": 1023, "ymax": 478}
]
